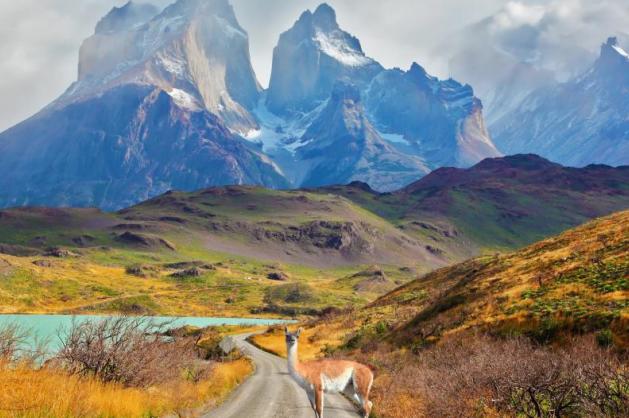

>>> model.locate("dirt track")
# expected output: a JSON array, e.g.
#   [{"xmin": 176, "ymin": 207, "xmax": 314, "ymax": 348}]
[{"xmin": 205, "ymin": 334, "xmax": 360, "ymax": 418}]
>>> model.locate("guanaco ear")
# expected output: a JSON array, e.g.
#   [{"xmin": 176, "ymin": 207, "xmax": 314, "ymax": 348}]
[
  {"xmin": 296, "ymin": 327, "xmax": 303, "ymax": 337},
  {"xmin": 284, "ymin": 326, "xmax": 289, "ymax": 335}
]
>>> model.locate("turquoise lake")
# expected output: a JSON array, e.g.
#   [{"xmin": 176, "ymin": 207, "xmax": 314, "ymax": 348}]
[{"xmin": 0, "ymin": 314, "xmax": 290, "ymax": 353}]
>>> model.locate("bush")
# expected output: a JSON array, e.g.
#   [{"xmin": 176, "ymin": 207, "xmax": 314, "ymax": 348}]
[
  {"xmin": 596, "ymin": 329, "xmax": 614, "ymax": 347},
  {"xmin": 0, "ymin": 323, "xmax": 45, "ymax": 363},
  {"xmin": 414, "ymin": 335, "xmax": 627, "ymax": 417},
  {"xmin": 55, "ymin": 316, "xmax": 200, "ymax": 387},
  {"xmin": 351, "ymin": 334, "xmax": 628, "ymax": 418}
]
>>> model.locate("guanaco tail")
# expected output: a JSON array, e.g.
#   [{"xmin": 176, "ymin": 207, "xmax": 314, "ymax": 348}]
[{"xmin": 285, "ymin": 327, "xmax": 374, "ymax": 418}]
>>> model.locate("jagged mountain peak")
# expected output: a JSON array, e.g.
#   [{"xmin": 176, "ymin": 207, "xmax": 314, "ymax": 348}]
[
  {"xmin": 408, "ymin": 62, "xmax": 428, "ymax": 76},
  {"xmin": 266, "ymin": 3, "xmax": 381, "ymax": 114},
  {"xmin": 492, "ymin": 36, "xmax": 629, "ymax": 168},
  {"xmin": 285, "ymin": 3, "xmax": 368, "ymax": 66},
  {"xmin": 312, "ymin": 3, "xmax": 338, "ymax": 30},
  {"xmin": 294, "ymin": 3, "xmax": 339, "ymax": 32},
  {"xmin": 59, "ymin": 0, "xmax": 261, "ymax": 134},
  {"xmin": 597, "ymin": 36, "xmax": 629, "ymax": 72},
  {"xmin": 160, "ymin": 0, "xmax": 237, "ymax": 23},
  {"xmin": 95, "ymin": 1, "xmax": 159, "ymax": 34}
]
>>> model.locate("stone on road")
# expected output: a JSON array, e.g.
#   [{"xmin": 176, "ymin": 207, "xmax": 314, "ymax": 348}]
[{"xmin": 205, "ymin": 335, "xmax": 360, "ymax": 418}]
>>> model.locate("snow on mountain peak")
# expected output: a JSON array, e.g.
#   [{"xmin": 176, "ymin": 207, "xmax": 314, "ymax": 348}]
[
  {"xmin": 314, "ymin": 31, "xmax": 372, "ymax": 67},
  {"xmin": 602, "ymin": 37, "xmax": 629, "ymax": 60}
]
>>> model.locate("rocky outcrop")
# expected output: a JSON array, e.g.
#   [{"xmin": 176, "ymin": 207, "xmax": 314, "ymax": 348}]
[{"xmin": 297, "ymin": 82, "xmax": 429, "ymax": 191}]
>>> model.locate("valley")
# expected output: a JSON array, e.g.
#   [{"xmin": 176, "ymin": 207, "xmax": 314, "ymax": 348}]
[{"xmin": 0, "ymin": 155, "xmax": 627, "ymax": 317}]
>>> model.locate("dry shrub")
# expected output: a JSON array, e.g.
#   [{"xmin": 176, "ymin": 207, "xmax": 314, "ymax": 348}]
[
  {"xmin": 0, "ymin": 323, "xmax": 46, "ymax": 364},
  {"xmin": 359, "ymin": 335, "xmax": 628, "ymax": 418},
  {"xmin": 423, "ymin": 335, "xmax": 627, "ymax": 417},
  {"xmin": 0, "ymin": 323, "xmax": 27, "ymax": 361},
  {"xmin": 56, "ymin": 316, "xmax": 199, "ymax": 387}
]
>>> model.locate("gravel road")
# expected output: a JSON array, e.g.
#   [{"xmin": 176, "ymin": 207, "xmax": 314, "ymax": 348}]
[{"xmin": 205, "ymin": 334, "xmax": 360, "ymax": 418}]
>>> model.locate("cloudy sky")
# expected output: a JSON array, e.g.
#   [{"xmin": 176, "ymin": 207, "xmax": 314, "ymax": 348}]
[{"xmin": 0, "ymin": 0, "xmax": 627, "ymax": 132}]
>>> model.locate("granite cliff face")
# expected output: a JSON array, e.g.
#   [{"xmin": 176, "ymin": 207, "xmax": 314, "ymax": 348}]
[
  {"xmin": 297, "ymin": 82, "xmax": 429, "ymax": 191},
  {"xmin": 265, "ymin": 3, "xmax": 383, "ymax": 115},
  {"xmin": 492, "ymin": 38, "xmax": 629, "ymax": 167},
  {"xmin": 67, "ymin": 0, "xmax": 262, "ymax": 133}
]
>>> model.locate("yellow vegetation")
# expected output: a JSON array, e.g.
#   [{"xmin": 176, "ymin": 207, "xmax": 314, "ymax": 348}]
[
  {"xmin": 250, "ymin": 322, "xmax": 348, "ymax": 360},
  {"xmin": 0, "ymin": 358, "xmax": 252, "ymax": 418},
  {"xmin": 252, "ymin": 211, "xmax": 629, "ymax": 418}
]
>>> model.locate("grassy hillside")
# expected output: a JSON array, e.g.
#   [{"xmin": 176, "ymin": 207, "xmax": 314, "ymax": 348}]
[
  {"xmin": 0, "ymin": 155, "xmax": 627, "ymax": 317},
  {"xmin": 0, "ymin": 191, "xmax": 427, "ymax": 316},
  {"xmin": 328, "ymin": 155, "xmax": 629, "ymax": 251},
  {"xmin": 377, "ymin": 209, "xmax": 628, "ymax": 347},
  {"xmin": 252, "ymin": 211, "xmax": 629, "ymax": 417},
  {"xmin": 258, "ymin": 210, "xmax": 628, "ymax": 351}
]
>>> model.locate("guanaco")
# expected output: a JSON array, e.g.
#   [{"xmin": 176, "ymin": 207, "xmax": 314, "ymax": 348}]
[{"xmin": 285, "ymin": 327, "xmax": 374, "ymax": 418}]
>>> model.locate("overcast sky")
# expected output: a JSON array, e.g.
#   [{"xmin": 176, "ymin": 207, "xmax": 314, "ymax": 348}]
[{"xmin": 0, "ymin": 0, "xmax": 627, "ymax": 132}]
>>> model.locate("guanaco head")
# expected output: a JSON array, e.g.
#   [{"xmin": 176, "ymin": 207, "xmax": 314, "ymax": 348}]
[{"xmin": 285, "ymin": 327, "xmax": 302, "ymax": 349}]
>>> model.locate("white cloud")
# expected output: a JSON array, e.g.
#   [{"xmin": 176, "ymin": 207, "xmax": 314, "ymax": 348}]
[{"xmin": 492, "ymin": 2, "xmax": 546, "ymax": 30}]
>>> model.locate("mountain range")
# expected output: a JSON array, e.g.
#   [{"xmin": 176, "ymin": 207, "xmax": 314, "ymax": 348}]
[
  {"xmin": 492, "ymin": 37, "xmax": 629, "ymax": 167},
  {"xmin": 0, "ymin": 0, "xmax": 498, "ymax": 210},
  {"xmin": 0, "ymin": 0, "xmax": 627, "ymax": 211}
]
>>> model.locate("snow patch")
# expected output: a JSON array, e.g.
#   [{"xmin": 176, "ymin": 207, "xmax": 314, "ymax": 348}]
[
  {"xmin": 168, "ymin": 88, "xmax": 201, "ymax": 111},
  {"xmin": 379, "ymin": 132, "xmax": 407, "ymax": 144},
  {"xmin": 314, "ymin": 31, "xmax": 372, "ymax": 67},
  {"xmin": 612, "ymin": 44, "xmax": 629, "ymax": 59},
  {"xmin": 244, "ymin": 96, "xmax": 312, "ymax": 153},
  {"xmin": 158, "ymin": 53, "xmax": 187, "ymax": 78}
]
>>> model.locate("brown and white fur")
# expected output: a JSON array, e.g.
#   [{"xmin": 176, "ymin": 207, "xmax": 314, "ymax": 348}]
[{"xmin": 285, "ymin": 327, "xmax": 374, "ymax": 418}]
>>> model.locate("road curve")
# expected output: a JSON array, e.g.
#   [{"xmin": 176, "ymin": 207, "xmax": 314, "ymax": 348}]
[{"xmin": 205, "ymin": 335, "xmax": 360, "ymax": 418}]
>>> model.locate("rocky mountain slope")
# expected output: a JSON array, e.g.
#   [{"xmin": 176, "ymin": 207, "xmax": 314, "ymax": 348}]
[
  {"xmin": 0, "ymin": 155, "xmax": 626, "ymax": 316},
  {"xmin": 492, "ymin": 37, "xmax": 629, "ymax": 167},
  {"xmin": 1, "ymin": 155, "xmax": 626, "ymax": 268},
  {"xmin": 364, "ymin": 63, "xmax": 500, "ymax": 167},
  {"xmin": 0, "ymin": 0, "xmax": 287, "ymax": 211},
  {"xmin": 296, "ymin": 82, "xmax": 429, "ymax": 190}
]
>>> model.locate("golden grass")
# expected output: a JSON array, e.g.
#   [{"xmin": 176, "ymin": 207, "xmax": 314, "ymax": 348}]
[
  {"xmin": 250, "ymin": 323, "xmax": 348, "ymax": 360},
  {"xmin": 0, "ymin": 249, "xmax": 374, "ymax": 318},
  {"xmin": 0, "ymin": 358, "xmax": 252, "ymax": 418}
]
